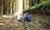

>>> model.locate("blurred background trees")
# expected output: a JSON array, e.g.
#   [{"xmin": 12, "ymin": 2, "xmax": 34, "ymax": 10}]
[
  {"xmin": 24, "ymin": 0, "xmax": 50, "ymax": 15},
  {"xmin": 0, "ymin": 0, "xmax": 50, "ymax": 15}
]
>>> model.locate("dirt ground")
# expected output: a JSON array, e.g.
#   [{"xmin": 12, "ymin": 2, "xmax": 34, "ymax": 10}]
[
  {"xmin": 0, "ymin": 16, "xmax": 24, "ymax": 30},
  {"xmin": 0, "ymin": 14, "xmax": 50, "ymax": 30}
]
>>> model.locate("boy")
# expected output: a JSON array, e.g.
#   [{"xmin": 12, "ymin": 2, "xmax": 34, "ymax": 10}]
[{"xmin": 23, "ymin": 13, "xmax": 31, "ymax": 22}]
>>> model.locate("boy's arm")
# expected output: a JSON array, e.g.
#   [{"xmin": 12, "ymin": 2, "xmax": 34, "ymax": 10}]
[{"xmin": 24, "ymin": 16, "xmax": 26, "ymax": 19}]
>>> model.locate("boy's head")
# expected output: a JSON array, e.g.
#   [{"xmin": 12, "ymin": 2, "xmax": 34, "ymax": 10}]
[{"xmin": 26, "ymin": 13, "xmax": 29, "ymax": 15}]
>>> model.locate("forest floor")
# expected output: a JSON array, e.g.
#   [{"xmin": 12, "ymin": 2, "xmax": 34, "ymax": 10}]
[{"xmin": 0, "ymin": 14, "xmax": 50, "ymax": 30}]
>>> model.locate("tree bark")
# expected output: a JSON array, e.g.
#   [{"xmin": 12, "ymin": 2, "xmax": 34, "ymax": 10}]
[
  {"xmin": 1, "ymin": 0, "xmax": 3, "ymax": 15},
  {"xmin": 12, "ymin": 0, "xmax": 15, "ymax": 14},
  {"xmin": 7, "ymin": 0, "xmax": 9, "ymax": 14},
  {"xmin": 0, "ymin": 0, "xmax": 2, "ymax": 15},
  {"xmin": 10, "ymin": 0, "xmax": 12, "ymax": 14},
  {"xmin": 9, "ymin": 0, "xmax": 10, "ymax": 14}
]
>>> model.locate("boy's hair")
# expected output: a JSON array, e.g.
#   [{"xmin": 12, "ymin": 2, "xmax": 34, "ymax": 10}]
[{"xmin": 26, "ymin": 13, "xmax": 29, "ymax": 15}]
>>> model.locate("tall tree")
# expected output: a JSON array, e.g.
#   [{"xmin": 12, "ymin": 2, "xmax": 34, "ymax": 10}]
[
  {"xmin": 0, "ymin": 0, "xmax": 2, "ymax": 15},
  {"xmin": 5, "ymin": 0, "xmax": 7, "ymax": 14},
  {"xmin": 10, "ymin": 0, "xmax": 12, "ymax": 14},
  {"xmin": 1, "ymin": 0, "xmax": 3, "ymax": 15},
  {"xmin": 7, "ymin": 0, "xmax": 9, "ymax": 14},
  {"xmin": 12, "ymin": 0, "xmax": 15, "ymax": 14},
  {"xmin": 9, "ymin": 0, "xmax": 10, "ymax": 14}
]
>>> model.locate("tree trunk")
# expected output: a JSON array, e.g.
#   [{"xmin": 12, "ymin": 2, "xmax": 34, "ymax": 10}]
[
  {"xmin": 29, "ymin": 0, "xmax": 32, "ymax": 7},
  {"xmin": 7, "ymin": 0, "xmax": 9, "ymax": 14},
  {"xmin": 5, "ymin": 0, "xmax": 7, "ymax": 14},
  {"xmin": 12, "ymin": 1, "xmax": 14, "ymax": 14},
  {"xmin": 1, "ymin": 0, "xmax": 3, "ymax": 15},
  {"xmin": 9, "ymin": 0, "xmax": 10, "ymax": 14},
  {"xmin": 10, "ymin": 0, "xmax": 12, "ymax": 14},
  {"xmin": 0, "ymin": 0, "xmax": 2, "ymax": 15},
  {"xmin": 13, "ymin": 0, "xmax": 15, "ymax": 13}
]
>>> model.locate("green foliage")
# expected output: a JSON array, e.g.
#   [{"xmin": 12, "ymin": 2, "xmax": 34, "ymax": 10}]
[
  {"xmin": 48, "ymin": 10, "xmax": 50, "ymax": 12},
  {"xmin": 44, "ymin": 1, "xmax": 50, "ymax": 8},
  {"xmin": 43, "ymin": 0, "xmax": 47, "ymax": 1},
  {"xmin": 44, "ymin": 1, "xmax": 50, "ymax": 12},
  {"xmin": 0, "ymin": 7, "xmax": 1, "ymax": 10},
  {"xmin": 24, "ymin": 0, "xmax": 49, "ymax": 11}
]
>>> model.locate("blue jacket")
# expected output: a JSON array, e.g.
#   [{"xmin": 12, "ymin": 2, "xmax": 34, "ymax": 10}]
[
  {"xmin": 23, "ymin": 14, "xmax": 31, "ymax": 21},
  {"xmin": 27, "ymin": 15, "xmax": 31, "ymax": 20}
]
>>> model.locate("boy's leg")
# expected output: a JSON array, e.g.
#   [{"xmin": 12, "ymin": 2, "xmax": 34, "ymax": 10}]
[
  {"xmin": 27, "ymin": 20, "xmax": 31, "ymax": 22},
  {"xmin": 24, "ymin": 19, "xmax": 26, "ymax": 21},
  {"xmin": 23, "ymin": 19, "xmax": 26, "ymax": 21}
]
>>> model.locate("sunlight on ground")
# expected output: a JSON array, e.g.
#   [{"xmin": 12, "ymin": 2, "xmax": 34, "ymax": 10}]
[
  {"xmin": 2, "ymin": 10, "xmax": 23, "ymax": 18},
  {"xmin": 0, "ymin": 23, "xmax": 5, "ymax": 26},
  {"xmin": 2, "ymin": 15, "xmax": 8, "ymax": 17},
  {"xmin": 2, "ymin": 15, "xmax": 13, "ymax": 18}
]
